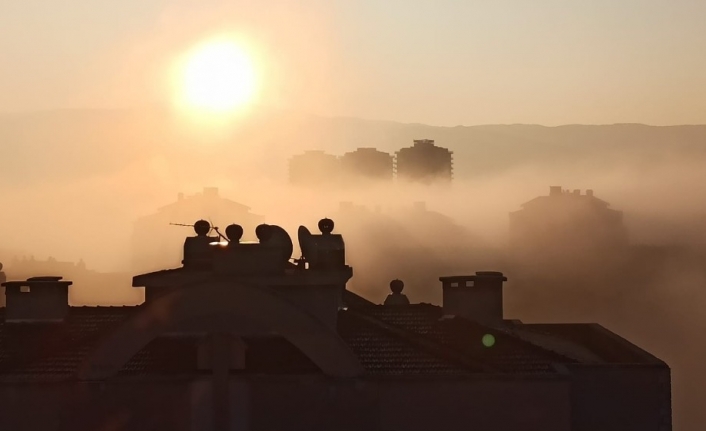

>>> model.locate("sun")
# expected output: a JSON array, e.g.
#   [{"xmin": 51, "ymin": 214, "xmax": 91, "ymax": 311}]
[{"xmin": 178, "ymin": 39, "xmax": 257, "ymax": 113}]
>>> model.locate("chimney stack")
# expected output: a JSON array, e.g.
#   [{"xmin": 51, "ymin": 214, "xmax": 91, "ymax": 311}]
[
  {"xmin": 2, "ymin": 276, "xmax": 72, "ymax": 323},
  {"xmin": 440, "ymin": 272, "xmax": 507, "ymax": 325},
  {"xmin": 549, "ymin": 186, "xmax": 562, "ymax": 196}
]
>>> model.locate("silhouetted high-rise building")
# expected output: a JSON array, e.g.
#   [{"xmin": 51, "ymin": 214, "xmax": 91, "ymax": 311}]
[
  {"xmin": 288, "ymin": 150, "xmax": 341, "ymax": 187},
  {"xmin": 340, "ymin": 147, "xmax": 394, "ymax": 182},
  {"xmin": 0, "ymin": 218, "xmax": 671, "ymax": 430},
  {"xmin": 395, "ymin": 139, "xmax": 453, "ymax": 183},
  {"xmin": 509, "ymin": 186, "xmax": 628, "ymax": 258}
]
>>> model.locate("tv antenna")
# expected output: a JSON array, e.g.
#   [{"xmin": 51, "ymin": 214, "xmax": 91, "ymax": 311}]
[{"xmin": 170, "ymin": 220, "xmax": 229, "ymax": 242}]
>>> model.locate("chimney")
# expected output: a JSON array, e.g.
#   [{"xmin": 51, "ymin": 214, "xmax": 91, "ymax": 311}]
[
  {"xmin": 549, "ymin": 186, "xmax": 562, "ymax": 196},
  {"xmin": 2, "ymin": 276, "xmax": 72, "ymax": 323},
  {"xmin": 440, "ymin": 272, "xmax": 507, "ymax": 325},
  {"xmin": 586, "ymin": 189, "xmax": 594, "ymax": 197}
]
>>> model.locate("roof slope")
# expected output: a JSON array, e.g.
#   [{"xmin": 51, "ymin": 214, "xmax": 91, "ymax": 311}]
[
  {"xmin": 0, "ymin": 291, "xmax": 664, "ymax": 381},
  {"xmin": 0, "ymin": 307, "xmax": 135, "ymax": 381}
]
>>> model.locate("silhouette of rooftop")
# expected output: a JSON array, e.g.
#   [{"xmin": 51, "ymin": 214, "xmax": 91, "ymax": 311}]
[
  {"xmin": 0, "ymin": 292, "xmax": 665, "ymax": 382},
  {"xmin": 0, "ymin": 217, "xmax": 670, "ymax": 431}
]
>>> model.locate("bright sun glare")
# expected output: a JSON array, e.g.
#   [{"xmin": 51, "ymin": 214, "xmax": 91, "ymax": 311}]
[{"xmin": 179, "ymin": 40, "xmax": 257, "ymax": 113}]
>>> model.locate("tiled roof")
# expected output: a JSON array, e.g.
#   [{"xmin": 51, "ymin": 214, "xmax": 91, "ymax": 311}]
[
  {"xmin": 351, "ymin": 304, "xmax": 572, "ymax": 374},
  {"xmin": 0, "ymin": 293, "xmax": 657, "ymax": 380},
  {"xmin": 337, "ymin": 310, "xmax": 476, "ymax": 376},
  {"xmin": 0, "ymin": 306, "xmax": 136, "ymax": 381},
  {"xmin": 119, "ymin": 336, "xmax": 197, "ymax": 376},
  {"xmin": 519, "ymin": 323, "xmax": 663, "ymax": 365},
  {"xmin": 119, "ymin": 335, "xmax": 323, "ymax": 376}
]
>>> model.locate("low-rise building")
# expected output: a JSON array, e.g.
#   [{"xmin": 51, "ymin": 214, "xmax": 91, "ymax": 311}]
[
  {"xmin": 0, "ymin": 218, "xmax": 670, "ymax": 431},
  {"xmin": 509, "ymin": 186, "xmax": 628, "ymax": 260}
]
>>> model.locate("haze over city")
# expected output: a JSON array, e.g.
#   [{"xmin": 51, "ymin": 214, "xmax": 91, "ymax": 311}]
[{"xmin": 1, "ymin": 1, "xmax": 705, "ymax": 430}]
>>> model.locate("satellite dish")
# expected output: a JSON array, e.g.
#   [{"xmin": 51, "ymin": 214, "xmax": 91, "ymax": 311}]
[
  {"xmin": 255, "ymin": 224, "xmax": 273, "ymax": 242},
  {"xmin": 262, "ymin": 225, "xmax": 294, "ymax": 262},
  {"xmin": 298, "ymin": 226, "xmax": 316, "ymax": 262}
]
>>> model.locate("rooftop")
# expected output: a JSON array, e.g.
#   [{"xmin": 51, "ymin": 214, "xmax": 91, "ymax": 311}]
[
  {"xmin": 0, "ymin": 217, "xmax": 663, "ymax": 382},
  {"xmin": 0, "ymin": 294, "xmax": 663, "ymax": 382}
]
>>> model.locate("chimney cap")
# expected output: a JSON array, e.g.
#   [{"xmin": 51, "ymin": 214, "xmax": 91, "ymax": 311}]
[
  {"xmin": 318, "ymin": 218, "xmax": 334, "ymax": 234},
  {"xmin": 27, "ymin": 276, "xmax": 63, "ymax": 282},
  {"xmin": 3, "ymin": 277, "xmax": 72, "ymax": 287},
  {"xmin": 390, "ymin": 279, "xmax": 404, "ymax": 294},
  {"xmin": 225, "ymin": 224, "xmax": 244, "ymax": 242},
  {"xmin": 475, "ymin": 271, "xmax": 504, "ymax": 277}
]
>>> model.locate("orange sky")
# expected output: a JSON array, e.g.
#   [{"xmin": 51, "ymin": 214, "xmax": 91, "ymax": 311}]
[{"xmin": 1, "ymin": 0, "xmax": 705, "ymax": 126}]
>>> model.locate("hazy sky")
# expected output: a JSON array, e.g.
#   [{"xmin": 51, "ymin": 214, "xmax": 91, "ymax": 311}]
[{"xmin": 1, "ymin": 0, "xmax": 705, "ymax": 126}]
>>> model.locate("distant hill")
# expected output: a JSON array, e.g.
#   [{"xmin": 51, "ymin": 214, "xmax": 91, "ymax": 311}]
[{"xmin": 2, "ymin": 108, "xmax": 706, "ymax": 187}]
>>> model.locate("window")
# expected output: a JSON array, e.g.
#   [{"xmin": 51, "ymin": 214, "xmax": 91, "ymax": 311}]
[{"xmin": 20, "ymin": 286, "xmax": 30, "ymax": 293}]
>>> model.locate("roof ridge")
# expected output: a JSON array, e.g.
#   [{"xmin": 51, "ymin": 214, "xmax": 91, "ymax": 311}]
[
  {"xmin": 449, "ymin": 317, "xmax": 576, "ymax": 364},
  {"xmin": 500, "ymin": 325, "xmax": 599, "ymax": 363}
]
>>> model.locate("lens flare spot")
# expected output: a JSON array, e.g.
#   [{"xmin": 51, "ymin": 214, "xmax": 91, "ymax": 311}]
[{"xmin": 482, "ymin": 333, "xmax": 496, "ymax": 348}]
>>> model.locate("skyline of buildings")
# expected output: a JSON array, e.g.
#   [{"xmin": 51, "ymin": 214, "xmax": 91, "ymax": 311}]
[
  {"xmin": 0, "ymin": 217, "xmax": 671, "ymax": 430},
  {"xmin": 289, "ymin": 139, "xmax": 453, "ymax": 186}
]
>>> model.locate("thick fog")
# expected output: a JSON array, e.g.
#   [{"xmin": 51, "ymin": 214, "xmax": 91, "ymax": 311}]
[{"xmin": 0, "ymin": 110, "xmax": 705, "ymax": 429}]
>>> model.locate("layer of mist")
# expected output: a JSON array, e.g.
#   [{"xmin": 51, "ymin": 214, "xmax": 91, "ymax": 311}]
[{"xmin": 0, "ymin": 108, "xmax": 705, "ymax": 429}]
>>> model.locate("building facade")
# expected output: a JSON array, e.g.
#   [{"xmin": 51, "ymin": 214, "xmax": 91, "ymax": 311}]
[
  {"xmin": 395, "ymin": 139, "xmax": 453, "ymax": 184},
  {"xmin": 340, "ymin": 148, "xmax": 394, "ymax": 183},
  {"xmin": 0, "ymin": 218, "xmax": 670, "ymax": 431},
  {"xmin": 289, "ymin": 140, "xmax": 453, "ymax": 187},
  {"xmin": 288, "ymin": 150, "xmax": 341, "ymax": 187},
  {"xmin": 509, "ymin": 186, "xmax": 629, "ymax": 259}
]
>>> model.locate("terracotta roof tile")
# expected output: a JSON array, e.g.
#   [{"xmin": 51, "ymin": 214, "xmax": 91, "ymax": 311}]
[
  {"xmin": 337, "ymin": 311, "xmax": 473, "ymax": 376},
  {"xmin": 0, "ymin": 296, "xmax": 653, "ymax": 380},
  {"xmin": 354, "ymin": 304, "xmax": 572, "ymax": 374}
]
